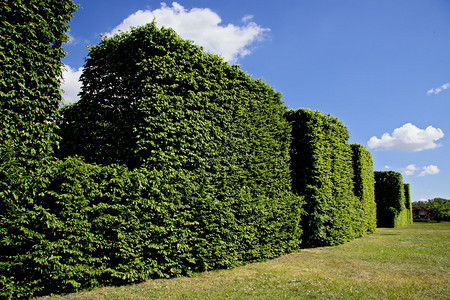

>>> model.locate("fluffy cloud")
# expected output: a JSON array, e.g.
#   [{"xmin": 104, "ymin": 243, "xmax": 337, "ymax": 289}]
[
  {"xmin": 367, "ymin": 123, "xmax": 444, "ymax": 151},
  {"xmin": 427, "ymin": 82, "xmax": 450, "ymax": 95},
  {"xmin": 403, "ymin": 164, "xmax": 418, "ymax": 176},
  {"xmin": 419, "ymin": 165, "xmax": 440, "ymax": 177},
  {"xmin": 62, "ymin": 3, "xmax": 268, "ymax": 103},
  {"xmin": 61, "ymin": 65, "xmax": 83, "ymax": 104},
  {"xmin": 103, "ymin": 2, "xmax": 269, "ymax": 63},
  {"xmin": 402, "ymin": 164, "xmax": 440, "ymax": 177}
]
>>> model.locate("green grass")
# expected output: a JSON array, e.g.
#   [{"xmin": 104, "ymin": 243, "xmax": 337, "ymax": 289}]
[{"xmin": 41, "ymin": 222, "xmax": 449, "ymax": 299}]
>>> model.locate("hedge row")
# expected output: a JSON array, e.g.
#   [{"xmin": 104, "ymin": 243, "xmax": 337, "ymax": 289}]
[
  {"xmin": 0, "ymin": 157, "xmax": 302, "ymax": 297},
  {"xmin": 285, "ymin": 109, "xmax": 376, "ymax": 247},
  {"xmin": 374, "ymin": 171, "xmax": 412, "ymax": 227},
  {"xmin": 404, "ymin": 183, "xmax": 413, "ymax": 224},
  {"xmin": 1, "ymin": 2, "xmax": 409, "ymax": 297},
  {"xmin": 1, "ymin": 20, "xmax": 303, "ymax": 298},
  {"xmin": 0, "ymin": 0, "xmax": 77, "ymax": 167},
  {"xmin": 55, "ymin": 21, "xmax": 303, "ymax": 262},
  {"xmin": 351, "ymin": 144, "xmax": 377, "ymax": 234}
]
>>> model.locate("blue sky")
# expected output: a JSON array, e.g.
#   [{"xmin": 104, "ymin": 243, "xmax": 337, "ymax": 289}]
[{"xmin": 62, "ymin": 0, "xmax": 450, "ymax": 202}]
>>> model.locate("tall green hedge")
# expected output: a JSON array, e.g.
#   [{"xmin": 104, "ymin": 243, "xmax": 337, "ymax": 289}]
[
  {"xmin": 0, "ymin": 0, "xmax": 78, "ymax": 166},
  {"xmin": 404, "ymin": 183, "xmax": 413, "ymax": 224},
  {"xmin": 285, "ymin": 109, "xmax": 369, "ymax": 247},
  {"xmin": 1, "ymin": 2, "xmax": 408, "ymax": 296},
  {"xmin": 56, "ymin": 22, "xmax": 303, "ymax": 261},
  {"xmin": 1, "ymin": 1, "xmax": 77, "ymax": 297},
  {"xmin": 0, "ymin": 157, "xmax": 195, "ymax": 297},
  {"xmin": 0, "ymin": 22, "xmax": 303, "ymax": 297},
  {"xmin": 351, "ymin": 144, "xmax": 377, "ymax": 233},
  {"xmin": 374, "ymin": 171, "xmax": 412, "ymax": 227}
]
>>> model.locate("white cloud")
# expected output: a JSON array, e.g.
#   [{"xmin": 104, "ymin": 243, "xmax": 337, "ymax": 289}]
[
  {"xmin": 103, "ymin": 2, "xmax": 269, "ymax": 63},
  {"xmin": 241, "ymin": 15, "xmax": 254, "ymax": 23},
  {"xmin": 367, "ymin": 123, "xmax": 444, "ymax": 151},
  {"xmin": 61, "ymin": 65, "xmax": 83, "ymax": 104},
  {"xmin": 403, "ymin": 164, "xmax": 418, "ymax": 176},
  {"xmin": 427, "ymin": 82, "xmax": 450, "ymax": 95},
  {"xmin": 419, "ymin": 165, "xmax": 440, "ymax": 177}
]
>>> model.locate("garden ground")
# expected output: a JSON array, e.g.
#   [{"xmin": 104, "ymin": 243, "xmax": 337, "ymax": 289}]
[{"xmin": 41, "ymin": 222, "xmax": 449, "ymax": 299}]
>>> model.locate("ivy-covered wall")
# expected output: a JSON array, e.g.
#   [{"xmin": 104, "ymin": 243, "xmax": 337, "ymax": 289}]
[
  {"xmin": 285, "ymin": 109, "xmax": 374, "ymax": 247},
  {"xmin": 374, "ymin": 171, "xmax": 412, "ymax": 227}
]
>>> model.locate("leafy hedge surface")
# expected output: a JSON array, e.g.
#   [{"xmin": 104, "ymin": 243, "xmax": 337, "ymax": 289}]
[
  {"xmin": 56, "ymin": 23, "xmax": 303, "ymax": 261},
  {"xmin": 0, "ymin": 0, "xmax": 77, "ymax": 166},
  {"xmin": 0, "ymin": 156, "xmax": 302, "ymax": 297},
  {"xmin": 285, "ymin": 109, "xmax": 373, "ymax": 247},
  {"xmin": 374, "ymin": 171, "xmax": 412, "ymax": 227},
  {"xmin": 1, "ymin": 22, "xmax": 303, "ymax": 297},
  {"xmin": 351, "ymin": 144, "xmax": 377, "ymax": 234},
  {"xmin": 0, "ymin": 157, "xmax": 190, "ymax": 297},
  {"xmin": 0, "ymin": 3, "xmax": 399, "ymax": 296},
  {"xmin": 403, "ymin": 183, "xmax": 413, "ymax": 224}
]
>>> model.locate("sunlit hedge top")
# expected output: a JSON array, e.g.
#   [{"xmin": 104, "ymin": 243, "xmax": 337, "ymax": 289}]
[
  {"xmin": 56, "ymin": 21, "xmax": 302, "ymax": 264},
  {"xmin": 57, "ymin": 22, "xmax": 291, "ymax": 177}
]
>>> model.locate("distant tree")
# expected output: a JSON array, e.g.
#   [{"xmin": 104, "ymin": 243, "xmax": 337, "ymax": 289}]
[
  {"xmin": 412, "ymin": 200, "xmax": 428, "ymax": 206},
  {"xmin": 427, "ymin": 198, "xmax": 450, "ymax": 222}
]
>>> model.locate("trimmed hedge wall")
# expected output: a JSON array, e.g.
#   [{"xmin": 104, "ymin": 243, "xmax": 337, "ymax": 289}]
[
  {"xmin": 351, "ymin": 144, "xmax": 377, "ymax": 234},
  {"xmin": 56, "ymin": 21, "xmax": 303, "ymax": 262},
  {"xmin": 404, "ymin": 183, "xmax": 413, "ymax": 224},
  {"xmin": 285, "ymin": 109, "xmax": 375, "ymax": 247},
  {"xmin": 0, "ymin": 0, "xmax": 77, "ymax": 166},
  {"xmin": 1, "ymin": 157, "xmax": 302, "ymax": 298},
  {"xmin": 374, "ymin": 171, "xmax": 412, "ymax": 227},
  {"xmin": 1, "ymin": 3, "xmax": 410, "ymax": 296},
  {"xmin": 1, "ymin": 158, "xmax": 153, "ymax": 296},
  {"xmin": 1, "ymin": 22, "xmax": 303, "ymax": 297}
]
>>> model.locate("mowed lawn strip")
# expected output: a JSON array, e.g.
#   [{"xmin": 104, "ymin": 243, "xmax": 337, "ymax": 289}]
[{"xmin": 41, "ymin": 222, "xmax": 449, "ymax": 300}]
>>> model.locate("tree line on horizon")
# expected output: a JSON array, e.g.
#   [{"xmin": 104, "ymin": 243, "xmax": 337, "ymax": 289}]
[
  {"xmin": 412, "ymin": 198, "xmax": 450, "ymax": 222},
  {"xmin": 0, "ymin": 1, "xmax": 413, "ymax": 297}
]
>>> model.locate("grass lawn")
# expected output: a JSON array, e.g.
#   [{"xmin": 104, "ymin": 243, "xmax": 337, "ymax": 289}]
[{"xmin": 41, "ymin": 222, "xmax": 449, "ymax": 299}]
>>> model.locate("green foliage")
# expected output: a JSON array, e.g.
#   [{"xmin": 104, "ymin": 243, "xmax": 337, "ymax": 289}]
[
  {"xmin": 374, "ymin": 171, "xmax": 412, "ymax": 227},
  {"xmin": 56, "ymin": 22, "xmax": 303, "ymax": 259},
  {"xmin": 1, "ymin": 157, "xmax": 298, "ymax": 297},
  {"xmin": 351, "ymin": 144, "xmax": 377, "ymax": 233},
  {"xmin": 0, "ymin": 157, "xmax": 179, "ymax": 297},
  {"xmin": 285, "ymin": 109, "xmax": 373, "ymax": 247},
  {"xmin": 2, "ymin": 22, "xmax": 303, "ymax": 297},
  {"xmin": 403, "ymin": 183, "xmax": 413, "ymax": 224},
  {"xmin": 0, "ymin": 2, "xmax": 403, "ymax": 296},
  {"xmin": 427, "ymin": 198, "xmax": 450, "ymax": 222},
  {"xmin": 0, "ymin": 0, "xmax": 78, "ymax": 166},
  {"xmin": 0, "ymin": 1, "xmax": 77, "ymax": 297}
]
